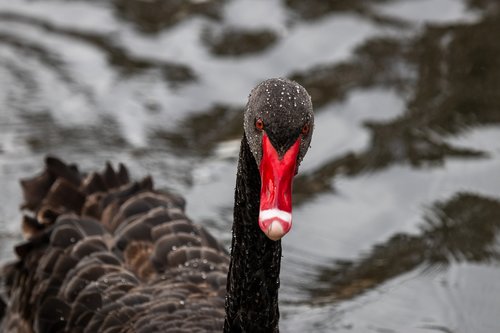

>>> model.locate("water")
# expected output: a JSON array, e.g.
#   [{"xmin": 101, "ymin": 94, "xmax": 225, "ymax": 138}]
[{"xmin": 1, "ymin": 0, "xmax": 500, "ymax": 332}]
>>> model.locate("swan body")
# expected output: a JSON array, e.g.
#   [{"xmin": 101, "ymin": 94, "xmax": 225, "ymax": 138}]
[{"xmin": 0, "ymin": 78, "xmax": 314, "ymax": 333}]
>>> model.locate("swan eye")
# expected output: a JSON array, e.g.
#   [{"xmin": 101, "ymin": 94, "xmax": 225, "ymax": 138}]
[
  {"xmin": 255, "ymin": 118, "xmax": 264, "ymax": 131},
  {"xmin": 301, "ymin": 123, "xmax": 310, "ymax": 135}
]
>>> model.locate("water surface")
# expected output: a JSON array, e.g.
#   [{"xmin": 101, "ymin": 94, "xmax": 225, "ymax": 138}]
[{"xmin": 1, "ymin": 0, "xmax": 500, "ymax": 332}]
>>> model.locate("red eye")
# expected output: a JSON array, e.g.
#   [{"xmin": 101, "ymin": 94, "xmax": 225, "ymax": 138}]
[
  {"xmin": 301, "ymin": 123, "xmax": 310, "ymax": 135},
  {"xmin": 255, "ymin": 118, "xmax": 264, "ymax": 131}
]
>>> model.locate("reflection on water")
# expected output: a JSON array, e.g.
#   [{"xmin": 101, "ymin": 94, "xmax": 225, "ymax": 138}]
[
  {"xmin": 1, "ymin": 0, "xmax": 500, "ymax": 332},
  {"xmin": 113, "ymin": 0, "xmax": 225, "ymax": 33},
  {"xmin": 308, "ymin": 192, "xmax": 500, "ymax": 303}
]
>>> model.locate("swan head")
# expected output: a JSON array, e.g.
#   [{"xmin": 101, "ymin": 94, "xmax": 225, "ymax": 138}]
[{"xmin": 244, "ymin": 78, "xmax": 314, "ymax": 241}]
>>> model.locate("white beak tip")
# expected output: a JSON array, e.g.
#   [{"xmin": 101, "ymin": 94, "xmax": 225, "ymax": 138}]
[{"xmin": 266, "ymin": 221, "xmax": 285, "ymax": 241}]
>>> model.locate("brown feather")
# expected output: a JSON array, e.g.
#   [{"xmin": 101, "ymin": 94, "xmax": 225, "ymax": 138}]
[{"xmin": 2, "ymin": 157, "xmax": 228, "ymax": 333}]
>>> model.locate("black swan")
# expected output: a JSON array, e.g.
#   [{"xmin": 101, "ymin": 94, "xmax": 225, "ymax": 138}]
[{"xmin": 0, "ymin": 78, "xmax": 314, "ymax": 333}]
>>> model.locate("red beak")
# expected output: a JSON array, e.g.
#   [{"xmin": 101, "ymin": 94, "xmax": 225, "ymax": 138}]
[{"xmin": 259, "ymin": 133, "xmax": 300, "ymax": 240}]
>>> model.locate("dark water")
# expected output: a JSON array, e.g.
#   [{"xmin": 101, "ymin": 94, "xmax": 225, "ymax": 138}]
[{"xmin": 1, "ymin": 0, "xmax": 500, "ymax": 332}]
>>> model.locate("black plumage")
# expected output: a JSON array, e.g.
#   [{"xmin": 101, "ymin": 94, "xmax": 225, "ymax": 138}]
[{"xmin": 0, "ymin": 78, "xmax": 314, "ymax": 333}]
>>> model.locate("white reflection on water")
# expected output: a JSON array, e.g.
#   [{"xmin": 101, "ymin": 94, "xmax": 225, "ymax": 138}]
[
  {"xmin": 281, "ymin": 263, "xmax": 500, "ymax": 333},
  {"xmin": 289, "ymin": 147, "xmax": 500, "ymax": 261},
  {"xmin": 376, "ymin": 0, "xmax": 481, "ymax": 25},
  {"xmin": 300, "ymin": 88, "xmax": 406, "ymax": 173}
]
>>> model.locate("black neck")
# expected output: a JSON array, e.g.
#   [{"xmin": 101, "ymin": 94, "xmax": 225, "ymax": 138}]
[{"xmin": 224, "ymin": 136, "xmax": 281, "ymax": 333}]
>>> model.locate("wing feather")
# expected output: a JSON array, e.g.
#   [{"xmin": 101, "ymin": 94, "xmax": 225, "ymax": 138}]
[{"xmin": 1, "ymin": 157, "xmax": 228, "ymax": 333}]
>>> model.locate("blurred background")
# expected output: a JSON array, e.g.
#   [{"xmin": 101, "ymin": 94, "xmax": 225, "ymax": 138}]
[{"xmin": 1, "ymin": 0, "xmax": 500, "ymax": 332}]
